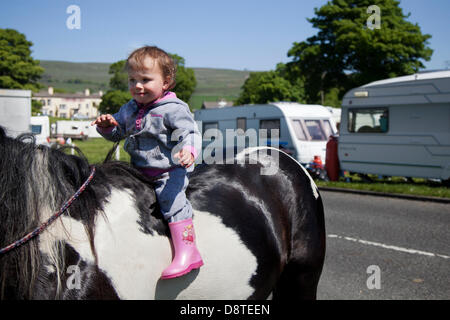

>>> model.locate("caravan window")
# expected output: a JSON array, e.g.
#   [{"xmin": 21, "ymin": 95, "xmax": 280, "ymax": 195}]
[
  {"xmin": 348, "ymin": 108, "xmax": 388, "ymax": 133},
  {"xmin": 237, "ymin": 118, "xmax": 246, "ymax": 134},
  {"xmin": 322, "ymin": 120, "xmax": 334, "ymax": 138},
  {"xmin": 31, "ymin": 125, "xmax": 42, "ymax": 135},
  {"xmin": 203, "ymin": 122, "xmax": 218, "ymax": 132},
  {"xmin": 260, "ymin": 119, "xmax": 280, "ymax": 139},
  {"xmin": 304, "ymin": 120, "xmax": 327, "ymax": 141},
  {"xmin": 291, "ymin": 119, "xmax": 333, "ymax": 141},
  {"xmin": 291, "ymin": 120, "xmax": 307, "ymax": 140}
]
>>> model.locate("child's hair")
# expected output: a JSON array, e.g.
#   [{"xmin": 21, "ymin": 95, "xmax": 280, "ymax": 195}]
[{"xmin": 126, "ymin": 46, "xmax": 177, "ymax": 90}]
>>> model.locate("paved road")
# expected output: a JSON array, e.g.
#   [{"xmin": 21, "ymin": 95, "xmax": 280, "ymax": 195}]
[{"xmin": 317, "ymin": 190, "xmax": 450, "ymax": 300}]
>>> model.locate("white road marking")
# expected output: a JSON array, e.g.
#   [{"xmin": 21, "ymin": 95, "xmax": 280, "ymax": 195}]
[{"xmin": 328, "ymin": 234, "xmax": 450, "ymax": 260}]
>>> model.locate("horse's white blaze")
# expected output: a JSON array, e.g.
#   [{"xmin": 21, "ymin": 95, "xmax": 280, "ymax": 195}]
[
  {"xmin": 39, "ymin": 208, "xmax": 96, "ymax": 266},
  {"xmin": 236, "ymin": 146, "xmax": 319, "ymax": 199},
  {"xmin": 44, "ymin": 188, "xmax": 258, "ymax": 299}
]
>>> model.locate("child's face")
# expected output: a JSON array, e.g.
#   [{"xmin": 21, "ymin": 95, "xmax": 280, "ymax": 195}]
[{"xmin": 128, "ymin": 57, "xmax": 169, "ymax": 105}]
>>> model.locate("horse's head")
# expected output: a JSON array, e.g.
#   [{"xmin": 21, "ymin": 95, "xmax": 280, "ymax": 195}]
[{"xmin": 0, "ymin": 131, "xmax": 161, "ymax": 299}]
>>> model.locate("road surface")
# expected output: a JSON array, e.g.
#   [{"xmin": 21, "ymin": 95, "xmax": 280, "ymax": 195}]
[{"xmin": 317, "ymin": 190, "xmax": 450, "ymax": 300}]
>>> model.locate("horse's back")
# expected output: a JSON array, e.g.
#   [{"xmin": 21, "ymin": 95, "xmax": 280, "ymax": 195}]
[{"xmin": 187, "ymin": 148, "xmax": 326, "ymax": 300}]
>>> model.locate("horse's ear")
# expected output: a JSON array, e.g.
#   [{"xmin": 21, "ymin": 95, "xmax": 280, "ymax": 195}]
[
  {"xmin": 0, "ymin": 126, "xmax": 6, "ymax": 140},
  {"xmin": 103, "ymin": 141, "xmax": 120, "ymax": 163}
]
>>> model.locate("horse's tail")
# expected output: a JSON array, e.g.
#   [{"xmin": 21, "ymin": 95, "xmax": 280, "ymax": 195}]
[{"xmin": 272, "ymin": 152, "xmax": 326, "ymax": 300}]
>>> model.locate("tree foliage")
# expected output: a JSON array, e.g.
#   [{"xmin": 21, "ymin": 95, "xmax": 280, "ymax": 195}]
[
  {"xmin": 286, "ymin": 0, "xmax": 433, "ymax": 104},
  {"xmin": 0, "ymin": 28, "xmax": 44, "ymax": 91},
  {"xmin": 108, "ymin": 60, "xmax": 128, "ymax": 91},
  {"xmin": 170, "ymin": 54, "xmax": 197, "ymax": 103},
  {"xmin": 236, "ymin": 68, "xmax": 304, "ymax": 105},
  {"xmin": 98, "ymin": 90, "xmax": 132, "ymax": 114}
]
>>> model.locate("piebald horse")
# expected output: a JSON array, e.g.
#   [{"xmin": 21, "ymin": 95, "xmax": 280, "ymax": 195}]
[{"xmin": 0, "ymin": 127, "xmax": 325, "ymax": 300}]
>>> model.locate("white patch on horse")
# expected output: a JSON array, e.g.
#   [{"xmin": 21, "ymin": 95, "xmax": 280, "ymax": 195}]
[
  {"xmin": 91, "ymin": 189, "xmax": 258, "ymax": 299},
  {"xmin": 39, "ymin": 209, "xmax": 97, "ymax": 266},
  {"xmin": 155, "ymin": 209, "xmax": 258, "ymax": 299},
  {"xmin": 236, "ymin": 147, "xmax": 319, "ymax": 199},
  {"xmin": 37, "ymin": 187, "xmax": 257, "ymax": 299}
]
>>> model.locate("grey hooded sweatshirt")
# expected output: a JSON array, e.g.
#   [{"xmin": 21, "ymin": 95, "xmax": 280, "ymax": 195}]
[{"xmin": 97, "ymin": 95, "xmax": 201, "ymax": 174}]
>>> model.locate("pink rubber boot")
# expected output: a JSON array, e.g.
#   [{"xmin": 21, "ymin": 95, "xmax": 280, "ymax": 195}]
[{"xmin": 161, "ymin": 218, "xmax": 204, "ymax": 279}]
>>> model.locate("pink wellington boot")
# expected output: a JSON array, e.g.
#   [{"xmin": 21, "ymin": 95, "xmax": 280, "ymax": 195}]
[{"xmin": 161, "ymin": 218, "xmax": 204, "ymax": 279}]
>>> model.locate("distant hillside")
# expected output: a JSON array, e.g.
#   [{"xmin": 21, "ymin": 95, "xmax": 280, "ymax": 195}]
[
  {"xmin": 38, "ymin": 60, "xmax": 250, "ymax": 109},
  {"xmin": 39, "ymin": 60, "xmax": 111, "ymax": 93}
]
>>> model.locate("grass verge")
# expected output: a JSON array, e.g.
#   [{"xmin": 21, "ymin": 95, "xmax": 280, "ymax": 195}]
[{"xmin": 315, "ymin": 177, "xmax": 449, "ymax": 199}]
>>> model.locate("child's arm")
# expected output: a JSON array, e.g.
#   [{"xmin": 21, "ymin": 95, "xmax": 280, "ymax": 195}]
[
  {"xmin": 91, "ymin": 112, "xmax": 125, "ymax": 142},
  {"xmin": 91, "ymin": 114, "xmax": 119, "ymax": 127},
  {"xmin": 174, "ymin": 147, "xmax": 196, "ymax": 168},
  {"xmin": 166, "ymin": 106, "xmax": 202, "ymax": 168}
]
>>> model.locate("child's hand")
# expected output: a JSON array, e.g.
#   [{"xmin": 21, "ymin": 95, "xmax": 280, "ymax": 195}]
[
  {"xmin": 91, "ymin": 114, "xmax": 119, "ymax": 127},
  {"xmin": 174, "ymin": 148, "xmax": 195, "ymax": 168}
]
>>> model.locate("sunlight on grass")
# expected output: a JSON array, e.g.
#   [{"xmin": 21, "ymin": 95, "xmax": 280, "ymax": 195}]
[
  {"xmin": 63, "ymin": 138, "xmax": 130, "ymax": 164},
  {"xmin": 315, "ymin": 178, "xmax": 450, "ymax": 199}
]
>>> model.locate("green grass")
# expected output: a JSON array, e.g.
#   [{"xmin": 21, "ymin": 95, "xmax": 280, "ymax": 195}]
[
  {"xmin": 64, "ymin": 138, "xmax": 130, "ymax": 164},
  {"xmin": 192, "ymin": 68, "xmax": 249, "ymax": 96},
  {"xmin": 315, "ymin": 175, "xmax": 450, "ymax": 199},
  {"xmin": 39, "ymin": 60, "xmax": 110, "ymax": 93}
]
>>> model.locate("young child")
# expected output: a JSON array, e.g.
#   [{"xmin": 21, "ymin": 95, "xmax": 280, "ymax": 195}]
[{"xmin": 91, "ymin": 46, "xmax": 203, "ymax": 279}]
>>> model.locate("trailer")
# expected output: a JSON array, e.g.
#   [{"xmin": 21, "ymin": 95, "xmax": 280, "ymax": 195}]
[
  {"xmin": 0, "ymin": 89, "xmax": 31, "ymax": 138},
  {"xmin": 194, "ymin": 102, "xmax": 337, "ymax": 165},
  {"xmin": 30, "ymin": 116, "xmax": 50, "ymax": 145},
  {"xmin": 339, "ymin": 70, "xmax": 450, "ymax": 181},
  {"xmin": 52, "ymin": 120, "xmax": 101, "ymax": 140}
]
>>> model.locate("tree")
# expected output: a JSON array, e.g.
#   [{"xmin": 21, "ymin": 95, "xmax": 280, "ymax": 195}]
[
  {"xmin": 108, "ymin": 60, "xmax": 128, "ymax": 91},
  {"xmin": 0, "ymin": 29, "xmax": 44, "ymax": 91},
  {"xmin": 98, "ymin": 90, "xmax": 132, "ymax": 114},
  {"xmin": 236, "ymin": 69, "xmax": 304, "ymax": 105},
  {"xmin": 286, "ymin": 0, "xmax": 433, "ymax": 104},
  {"xmin": 31, "ymin": 99, "xmax": 43, "ymax": 115},
  {"xmin": 170, "ymin": 53, "xmax": 196, "ymax": 103}
]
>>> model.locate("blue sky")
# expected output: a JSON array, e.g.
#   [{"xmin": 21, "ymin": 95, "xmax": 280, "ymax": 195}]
[{"xmin": 1, "ymin": 0, "xmax": 449, "ymax": 71}]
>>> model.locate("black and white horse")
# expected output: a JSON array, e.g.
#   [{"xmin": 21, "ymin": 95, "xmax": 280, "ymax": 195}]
[{"xmin": 0, "ymin": 127, "xmax": 325, "ymax": 300}]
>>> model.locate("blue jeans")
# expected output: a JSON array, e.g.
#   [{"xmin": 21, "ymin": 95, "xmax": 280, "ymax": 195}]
[{"xmin": 153, "ymin": 167, "xmax": 193, "ymax": 222}]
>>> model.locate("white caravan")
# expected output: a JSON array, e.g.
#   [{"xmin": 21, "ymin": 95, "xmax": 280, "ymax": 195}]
[
  {"xmin": 53, "ymin": 120, "xmax": 102, "ymax": 140},
  {"xmin": 194, "ymin": 102, "xmax": 338, "ymax": 165},
  {"xmin": 339, "ymin": 70, "xmax": 450, "ymax": 181},
  {"xmin": 30, "ymin": 116, "xmax": 50, "ymax": 145},
  {"xmin": 0, "ymin": 89, "xmax": 31, "ymax": 138}
]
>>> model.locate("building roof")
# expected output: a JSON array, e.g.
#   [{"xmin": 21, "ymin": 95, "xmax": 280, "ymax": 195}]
[
  {"xmin": 33, "ymin": 90, "xmax": 103, "ymax": 99},
  {"xmin": 362, "ymin": 70, "xmax": 450, "ymax": 88}
]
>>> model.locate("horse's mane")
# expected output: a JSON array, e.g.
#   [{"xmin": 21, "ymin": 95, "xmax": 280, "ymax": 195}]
[{"xmin": 0, "ymin": 127, "xmax": 159, "ymax": 299}]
